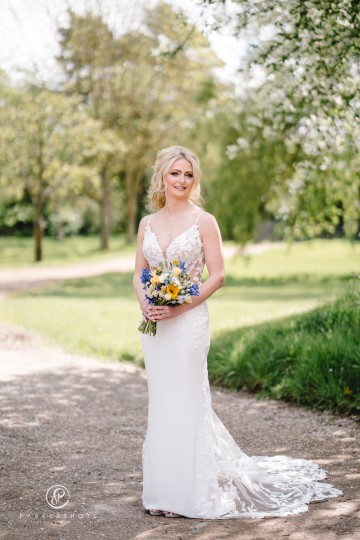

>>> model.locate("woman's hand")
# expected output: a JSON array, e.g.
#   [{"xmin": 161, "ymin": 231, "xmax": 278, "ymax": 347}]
[
  {"xmin": 146, "ymin": 304, "xmax": 183, "ymax": 322},
  {"xmin": 140, "ymin": 298, "xmax": 153, "ymax": 321}
]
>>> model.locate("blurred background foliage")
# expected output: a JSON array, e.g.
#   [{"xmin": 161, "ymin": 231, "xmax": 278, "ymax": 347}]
[
  {"xmin": 0, "ymin": 0, "xmax": 359, "ymax": 262},
  {"xmin": 0, "ymin": 0, "xmax": 359, "ymax": 413}
]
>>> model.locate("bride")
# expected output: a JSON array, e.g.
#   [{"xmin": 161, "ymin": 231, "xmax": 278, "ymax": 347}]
[{"xmin": 132, "ymin": 145, "xmax": 342, "ymax": 519}]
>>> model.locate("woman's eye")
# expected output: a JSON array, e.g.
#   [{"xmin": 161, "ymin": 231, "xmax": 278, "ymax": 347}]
[{"xmin": 170, "ymin": 172, "xmax": 193, "ymax": 177}]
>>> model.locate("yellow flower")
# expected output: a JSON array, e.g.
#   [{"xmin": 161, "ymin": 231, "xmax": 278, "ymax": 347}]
[
  {"xmin": 172, "ymin": 258, "xmax": 179, "ymax": 266},
  {"xmin": 166, "ymin": 284, "xmax": 180, "ymax": 299},
  {"xmin": 172, "ymin": 266, "xmax": 181, "ymax": 277},
  {"xmin": 343, "ymin": 387, "xmax": 352, "ymax": 395},
  {"xmin": 161, "ymin": 285, "xmax": 167, "ymax": 292},
  {"xmin": 184, "ymin": 295, "xmax": 192, "ymax": 303}
]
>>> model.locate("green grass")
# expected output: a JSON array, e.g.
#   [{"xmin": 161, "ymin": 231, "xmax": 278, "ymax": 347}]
[
  {"xmin": 0, "ymin": 238, "xmax": 359, "ymax": 412},
  {"xmin": 208, "ymin": 280, "xmax": 360, "ymax": 414},
  {"xmin": 206, "ymin": 238, "xmax": 360, "ymax": 332},
  {"xmin": 0, "ymin": 273, "xmax": 143, "ymax": 363},
  {"xmin": 224, "ymin": 238, "xmax": 360, "ymax": 278},
  {"xmin": 0, "ymin": 234, "xmax": 135, "ymax": 268}
]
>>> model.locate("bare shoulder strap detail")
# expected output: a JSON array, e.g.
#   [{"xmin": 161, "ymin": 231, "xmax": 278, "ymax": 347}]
[
  {"xmin": 196, "ymin": 210, "xmax": 205, "ymax": 225},
  {"xmin": 147, "ymin": 215, "xmax": 151, "ymax": 226}
]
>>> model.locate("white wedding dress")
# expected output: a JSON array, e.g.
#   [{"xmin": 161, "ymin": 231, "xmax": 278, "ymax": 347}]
[{"xmin": 140, "ymin": 209, "xmax": 342, "ymax": 519}]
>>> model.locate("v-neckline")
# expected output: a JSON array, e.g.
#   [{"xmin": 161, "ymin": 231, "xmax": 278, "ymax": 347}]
[{"xmin": 146, "ymin": 221, "xmax": 199, "ymax": 262}]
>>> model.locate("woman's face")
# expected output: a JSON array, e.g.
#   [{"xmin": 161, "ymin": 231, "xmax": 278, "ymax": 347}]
[{"xmin": 163, "ymin": 158, "xmax": 194, "ymax": 200}]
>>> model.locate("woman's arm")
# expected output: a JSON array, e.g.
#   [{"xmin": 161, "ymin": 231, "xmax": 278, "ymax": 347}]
[
  {"xmin": 176, "ymin": 212, "xmax": 225, "ymax": 316},
  {"xmin": 133, "ymin": 216, "xmax": 152, "ymax": 318}
]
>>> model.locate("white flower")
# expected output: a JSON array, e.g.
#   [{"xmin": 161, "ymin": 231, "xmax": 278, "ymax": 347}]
[{"xmin": 164, "ymin": 293, "xmax": 172, "ymax": 301}]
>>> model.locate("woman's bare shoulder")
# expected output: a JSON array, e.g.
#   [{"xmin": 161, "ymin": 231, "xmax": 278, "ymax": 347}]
[
  {"xmin": 139, "ymin": 211, "xmax": 159, "ymax": 224},
  {"xmin": 198, "ymin": 209, "xmax": 218, "ymax": 225},
  {"xmin": 138, "ymin": 214, "xmax": 152, "ymax": 235}
]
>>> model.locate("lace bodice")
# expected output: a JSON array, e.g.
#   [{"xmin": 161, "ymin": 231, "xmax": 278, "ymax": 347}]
[{"xmin": 142, "ymin": 210, "xmax": 206, "ymax": 284}]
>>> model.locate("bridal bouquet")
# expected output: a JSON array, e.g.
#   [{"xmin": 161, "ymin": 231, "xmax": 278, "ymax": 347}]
[{"xmin": 138, "ymin": 258, "xmax": 200, "ymax": 336}]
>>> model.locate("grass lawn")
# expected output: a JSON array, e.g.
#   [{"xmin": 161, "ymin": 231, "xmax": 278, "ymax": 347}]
[
  {"xmin": 0, "ymin": 239, "xmax": 358, "ymax": 369},
  {"xmin": 0, "ymin": 234, "xmax": 136, "ymax": 268},
  {"xmin": 210, "ymin": 238, "xmax": 360, "ymax": 334},
  {"xmin": 208, "ymin": 282, "xmax": 360, "ymax": 413}
]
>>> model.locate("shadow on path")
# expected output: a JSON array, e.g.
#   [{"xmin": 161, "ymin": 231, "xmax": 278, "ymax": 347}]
[{"xmin": 0, "ymin": 323, "xmax": 359, "ymax": 540}]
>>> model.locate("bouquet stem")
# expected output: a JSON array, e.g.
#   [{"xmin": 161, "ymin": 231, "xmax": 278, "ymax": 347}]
[{"xmin": 138, "ymin": 317, "xmax": 157, "ymax": 336}]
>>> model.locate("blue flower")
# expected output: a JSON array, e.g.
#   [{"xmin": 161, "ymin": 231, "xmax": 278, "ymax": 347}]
[
  {"xmin": 141, "ymin": 268, "xmax": 151, "ymax": 285},
  {"xmin": 189, "ymin": 283, "xmax": 200, "ymax": 296}
]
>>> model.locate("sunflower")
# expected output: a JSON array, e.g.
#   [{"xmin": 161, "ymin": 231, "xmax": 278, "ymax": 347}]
[{"xmin": 166, "ymin": 284, "xmax": 180, "ymax": 299}]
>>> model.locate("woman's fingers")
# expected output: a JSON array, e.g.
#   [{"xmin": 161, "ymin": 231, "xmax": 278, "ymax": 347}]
[{"xmin": 147, "ymin": 306, "xmax": 171, "ymax": 320}]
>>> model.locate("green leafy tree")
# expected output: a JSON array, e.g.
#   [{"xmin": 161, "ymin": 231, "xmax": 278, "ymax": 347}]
[
  {"xmin": 0, "ymin": 83, "xmax": 105, "ymax": 261},
  {"xmin": 57, "ymin": 1, "xmax": 226, "ymax": 243},
  {"xmin": 57, "ymin": 9, "xmax": 127, "ymax": 249},
  {"xmin": 202, "ymin": 97, "xmax": 294, "ymax": 243},
  {"xmin": 201, "ymin": 0, "xmax": 360, "ymax": 239}
]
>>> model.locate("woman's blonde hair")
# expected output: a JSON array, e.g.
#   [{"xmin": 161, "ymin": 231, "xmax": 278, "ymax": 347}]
[{"xmin": 145, "ymin": 145, "xmax": 203, "ymax": 212}]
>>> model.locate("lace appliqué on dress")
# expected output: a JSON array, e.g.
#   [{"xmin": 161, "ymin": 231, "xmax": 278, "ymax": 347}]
[{"xmin": 142, "ymin": 213, "xmax": 205, "ymax": 286}]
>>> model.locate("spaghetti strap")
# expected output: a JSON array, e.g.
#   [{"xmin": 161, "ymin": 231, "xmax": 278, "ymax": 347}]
[
  {"xmin": 196, "ymin": 210, "xmax": 205, "ymax": 225},
  {"xmin": 147, "ymin": 215, "xmax": 151, "ymax": 226}
]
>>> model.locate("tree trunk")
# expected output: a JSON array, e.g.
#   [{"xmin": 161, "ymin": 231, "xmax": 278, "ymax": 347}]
[
  {"xmin": 100, "ymin": 166, "xmax": 111, "ymax": 250},
  {"xmin": 34, "ymin": 203, "xmax": 43, "ymax": 262},
  {"xmin": 126, "ymin": 170, "xmax": 142, "ymax": 244}
]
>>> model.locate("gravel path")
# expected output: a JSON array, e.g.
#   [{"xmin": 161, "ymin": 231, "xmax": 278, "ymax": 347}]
[
  {"xmin": 0, "ymin": 322, "xmax": 359, "ymax": 540},
  {"xmin": 0, "ymin": 256, "xmax": 135, "ymax": 298}
]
